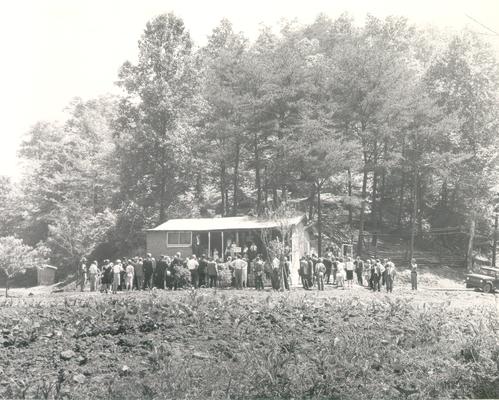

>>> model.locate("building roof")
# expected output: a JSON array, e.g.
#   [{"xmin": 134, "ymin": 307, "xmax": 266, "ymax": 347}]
[{"xmin": 148, "ymin": 215, "xmax": 306, "ymax": 232}]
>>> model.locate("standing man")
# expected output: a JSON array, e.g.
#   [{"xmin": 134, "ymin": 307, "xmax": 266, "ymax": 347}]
[
  {"xmin": 306, "ymin": 255, "xmax": 314, "ymax": 289},
  {"xmin": 143, "ymin": 253, "xmax": 155, "ymax": 290},
  {"xmin": 155, "ymin": 256, "xmax": 167, "ymax": 289},
  {"xmin": 300, "ymin": 257, "xmax": 309, "ymax": 290},
  {"xmin": 315, "ymin": 258, "xmax": 326, "ymax": 291},
  {"xmin": 241, "ymin": 256, "xmax": 248, "ymax": 289},
  {"xmin": 125, "ymin": 260, "xmax": 135, "ymax": 291},
  {"xmin": 187, "ymin": 255, "xmax": 199, "ymax": 288},
  {"xmin": 410, "ymin": 258, "xmax": 418, "ymax": 290},
  {"xmin": 324, "ymin": 256, "xmax": 332, "ymax": 285},
  {"xmin": 79, "ymin": 257, "xmax": 87, "ymax": 292},
  {"xmin": 373, "ymin": 259, "xmax": 382, "ymax": 292},
  {"xmin": 283, "ymin": 256, "xmax": 291, "ymax": 290},
  {"xmin": 331, "ymin": 256, "xmax": 338, "ymax": 285},
  {"xmin": 254, "ymin": 256, "xmax": 264, "ymax": 291},
  {"xmin": 381, "ymin": 259, "xmax": 388, "ymax": 287},
  {"xmin": 385, "ymin": 259, "xmax": 396, "ymax": 293},
  {"xmin": 271, "ymin": 255, "xmax": 280, "ymax": 290},
  {"xmin": 88, "ymin": 261, "xmax": 98, "ymax": 292},
  {"xmin": 198, "ymin": 254, "xmax": 208, "ymax": 287},
  {"xmin": 233, "ymin": 254, "xmax": 245, "ymax": 289},
  {"xmin": 355, "ymin": 257, "xmax": 364, "ymax": 286},
  {"xmin": 206, "ymin": 257, "xmax": 218, "ymax": 288},
  {"xmin": 112, "ymin": 260, "xmax": 123, "ymax": 294},
  {"xmin": 133, "ymin": 257, "xmax": 144, "ymax": 290}
]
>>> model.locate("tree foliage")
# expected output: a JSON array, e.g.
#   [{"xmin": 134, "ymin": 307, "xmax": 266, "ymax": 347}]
[
  {"xmin": 1, "ymin": 13, "xmax": 498, "ymax": 274},
  {"xmin": 0, "ymin": 236, "xmax": 50, "ymax": 296}
]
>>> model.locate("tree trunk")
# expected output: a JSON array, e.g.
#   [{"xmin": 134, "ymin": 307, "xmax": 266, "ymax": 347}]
[
  {"xmin": 397, "ymin": 139, "xmax": 406, "ymax": 230},
  {"xmin": 5, "ymin": 279, "xmax": 9, "ymax": 297},
  {"xmin": 378, "ymin": 140, "xmax": 387, "ymax": 230},
  {"xmin": 492, "ymin": 213, "xmax": 498, "ymax": 268},
  {"xmin": 357, "ymin": 151, "xmax": 369, "ymax": 256},
  {"xmin": 409, "ymin": 169, "xmax": 418, "ymax": 264},
  {"xmin": 317, "ymin": 182, "xmax": 322, "ymax": 257},
  {"xmin": 254, "ymin": 134, "xmax": 262, "ymax": 216},
  {"xmin": 347, "ymin": 168, "xmax": 352, "ymax": 227},
  {"xmin": 371, "ymin": 140, "xmax": 378, "ymax": 245},
  {"xmin": 281, "ymin": 186, "xmax": 287, "ymax": 203},
  {"xmin": 220, "ymin": 162, "xmax": 226, "ymax": 217},
  {"xmin": 264, "ymin": 166, "xmax": 269, "ymax": 212},
  {"xmin": 159, "ymin": 173, "xmax": 167, "ymax": 223},
  {"xmin": 417, "ymin": 177, "xmax": 424, "ymax": 238},
  {"xmin": 272, "ymin": 188, "xmax": 279, "ymax": 210},
  {"xmin": 308, "ymin": 185, "xmax": 315, "ymax": 221},
  {"xmin": 466, "ymin": 211, "xmax": 476, "ymax": 271},
  {"xmin": 232, "ymin": 142, "xmax": 241, "ymax": 216}
]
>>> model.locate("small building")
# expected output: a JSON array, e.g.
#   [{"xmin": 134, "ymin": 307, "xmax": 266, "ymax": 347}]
[
  {"xmin": 146, "ymin": 215, "xmax": 312, "ymax": 285},
  {"xmin": 37, "ymin": 265, "xmax": 58, "ymax": 285}
]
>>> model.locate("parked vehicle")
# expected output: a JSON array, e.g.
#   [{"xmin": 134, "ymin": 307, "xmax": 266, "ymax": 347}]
[{"xmin": 465, "ymin": 266, "xmax": 499, "ymax": 293}]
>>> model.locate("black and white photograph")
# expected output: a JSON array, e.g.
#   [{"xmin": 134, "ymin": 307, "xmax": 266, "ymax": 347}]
[{"xmin": 0, "ymin": 0, "xmax": 498, "ymax": 398}]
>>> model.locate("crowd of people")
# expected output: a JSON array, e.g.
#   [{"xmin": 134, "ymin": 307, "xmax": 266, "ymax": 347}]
[
  {"xmin": 78, "ymin": 251, "xmax": 418, "ymax": 293},
  {"xmin": 297, "ymin": 254, "xmax": 415, "ymax": 292}
]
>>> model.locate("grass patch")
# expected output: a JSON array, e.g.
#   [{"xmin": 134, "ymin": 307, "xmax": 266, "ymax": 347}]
[{"xmin": 0, "ymin": 289, "xmax": 497, "ymax": 399}]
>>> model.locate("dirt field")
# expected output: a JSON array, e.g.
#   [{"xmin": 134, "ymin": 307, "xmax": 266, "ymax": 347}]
[{"xmin": 0, "ymin": 276, "xmax": 498, "ymax": 399}]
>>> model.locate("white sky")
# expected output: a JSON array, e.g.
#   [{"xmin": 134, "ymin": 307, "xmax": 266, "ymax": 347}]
[{"xmin": 0, "ymin": 0, "xmax": 498, "ymax": 178}]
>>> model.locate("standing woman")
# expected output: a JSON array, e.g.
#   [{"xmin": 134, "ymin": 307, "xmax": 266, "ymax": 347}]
[{"xmin": 410, "ymin": 258, "xmax": 418, "ymax": 290}]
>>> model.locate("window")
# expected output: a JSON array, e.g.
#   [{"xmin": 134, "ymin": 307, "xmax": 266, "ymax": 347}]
[{"xmin": 167, "ymin": 231, "xmax": 192, "ymax": 247}]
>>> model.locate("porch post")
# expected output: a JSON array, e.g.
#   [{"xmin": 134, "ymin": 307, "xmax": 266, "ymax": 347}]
[
  {"xmin": 208, "ymin": 231, "xmax": 211, "ymax": 258},
  {"xmin": 221, "ymin": 231, "xmax": 224, "ymax": 261},
  {"xmin": 236, "ymin": 231, "xmax": 239, "ymax": 247}
]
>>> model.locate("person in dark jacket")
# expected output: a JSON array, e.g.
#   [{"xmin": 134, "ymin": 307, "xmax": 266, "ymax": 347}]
[
  {"xmin": 299, "ymin": 257, "xmax": 309, "ymax": 289},
  {"xmin": 143, "ymin": 253, "xmax": 155, "ymax": 290},
  {"xmin": 155, "ymin": 256, "xmax": 168, "ymax": 289},
  {"xmin": 253, "ymin": 256, "xmax": 264, "ymax": 290},
  {"xmin": 198, "ymin": 254, "xmax": 208, "ymax": 287},
  {"xmin": 355, "ymin": 257, "xmax": 364, "ymax": 286},
  {"xmin": 133, "ymin": 257, "xmax": 144, "ymax": 290},
  {"xmin": 206, "ymin": 257, "xmax": 218, "ymax": 288},
  {"xmin": 101, "ymin": 260, "xmax": 113, "ymax": 293},
  {"xmin": 306, "ymin": 256, "xmax": 314, "ymax": 288},
  {"xmin": 324, "ymin": 257, "xmax": 332, "ymax": 284}
]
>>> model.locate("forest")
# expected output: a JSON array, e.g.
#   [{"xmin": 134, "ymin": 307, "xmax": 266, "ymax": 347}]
[{"xmin": 1, "ymin": 12, "xmax": 498, "ymax": 277}]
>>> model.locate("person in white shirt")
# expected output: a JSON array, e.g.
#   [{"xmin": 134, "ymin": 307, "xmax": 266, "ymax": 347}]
[
  {"xmin": 233, "ymin": 255, "xmax": 246, "ymax": 289},
  {"xmin": 336, "ymin": 258, "xmax": 345, "ymax": 289},
  {"xmin": 112, "ymin": 260, "xmax": 123, "ymax": 294},
  {"xmin": 186, "ymin": 255, "xmax": 199, "ymax": 288},
  {"xmin": 88, "ymin": 261, "xmax": 99, "ymax": 292}
]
